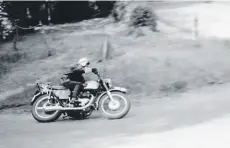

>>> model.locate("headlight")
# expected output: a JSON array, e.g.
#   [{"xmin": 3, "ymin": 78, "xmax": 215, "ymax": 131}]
[{"xmin": 104, "ymin": 78, "xmax": 112, "ymax": 88}]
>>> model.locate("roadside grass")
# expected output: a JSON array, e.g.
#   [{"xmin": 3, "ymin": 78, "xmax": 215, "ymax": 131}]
[{"xmin": 1, "ymin": 2, "xmax": 230, "ymax": 113}]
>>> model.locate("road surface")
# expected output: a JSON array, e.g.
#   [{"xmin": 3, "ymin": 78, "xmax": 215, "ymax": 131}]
[{"xmin": 1, "ymin": 83, "xmax": 230, "ymax": 148}]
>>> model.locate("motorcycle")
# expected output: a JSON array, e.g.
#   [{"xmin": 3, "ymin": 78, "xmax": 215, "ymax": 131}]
[{"xmin": 31, "ymin": 68, "xmax": 131, "ymax": 122}]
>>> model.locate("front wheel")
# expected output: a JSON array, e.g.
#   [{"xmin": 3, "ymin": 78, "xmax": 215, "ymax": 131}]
[
  {"xmin": 31, "ymin": 94, "xmax": 62, "ymax": 123},
  {"xmin": 99, "ymin": 92, "xmax": 131, "ymax": 119}
]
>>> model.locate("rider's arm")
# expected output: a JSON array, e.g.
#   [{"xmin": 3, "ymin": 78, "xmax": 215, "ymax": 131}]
[
  {"xmin": 84, "ymin": 67, "xmax": 92, "ymax": 74},
  {"xmin": 71, "ymin": 67, "xmax": 93, "ymax": 74},
  {"xmin": 68, "ymin": 63, "xmax": 78, "ymax": 72}
]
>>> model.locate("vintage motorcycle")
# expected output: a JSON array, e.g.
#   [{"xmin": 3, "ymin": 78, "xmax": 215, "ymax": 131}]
[{"xmin": 31, "ymin": 68, "xmax": 131, "ymax": 122}]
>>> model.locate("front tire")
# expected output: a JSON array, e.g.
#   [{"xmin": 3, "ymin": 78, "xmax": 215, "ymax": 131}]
[
  {"xmin": 99, "ymin": 92, "xmax": 131, "ymax": 119},
  {"xmin": 31, "ymin": 94, "xmax": 62, "ymax": 123}
]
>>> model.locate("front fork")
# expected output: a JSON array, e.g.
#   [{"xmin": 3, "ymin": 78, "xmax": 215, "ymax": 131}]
[{"xmin": 103, "ymin": 82, "xmax": 115, "ymax": 102}]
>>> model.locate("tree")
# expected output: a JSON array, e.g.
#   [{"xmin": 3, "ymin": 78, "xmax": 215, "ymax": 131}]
[
  {"xmin": 0, "ymin": 1, "xmax": 116, "ymax": 42},
  {"xmin": 94, "ymin": 1, "xmax": 115, "ymax": 18},
  {"xmin": 0, "ymin": 2, "xmax": 13, "ymax": 41}
]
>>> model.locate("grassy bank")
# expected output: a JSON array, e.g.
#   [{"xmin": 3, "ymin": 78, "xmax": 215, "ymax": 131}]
[{"xmin": 1, "ymin": 2, "xmax": 230, "ymax": 113}]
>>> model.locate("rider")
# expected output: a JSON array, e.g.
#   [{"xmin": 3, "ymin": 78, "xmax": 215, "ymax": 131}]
[{"xmin": 62, "ymin": 57, "xmax": 94, "ymax": 102}]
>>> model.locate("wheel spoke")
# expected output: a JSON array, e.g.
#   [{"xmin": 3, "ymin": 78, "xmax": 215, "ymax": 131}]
[{"xmin": 102, "ymin": 95, "xmax": 127, "ymax": 114}]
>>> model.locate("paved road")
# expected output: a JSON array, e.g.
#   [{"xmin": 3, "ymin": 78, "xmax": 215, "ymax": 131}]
[{"xmin": 1, "ymin": 83, "xmax": 230, "ymax": 148}]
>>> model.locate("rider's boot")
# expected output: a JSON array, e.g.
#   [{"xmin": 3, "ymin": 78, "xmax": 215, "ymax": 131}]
[{"xmin": 69, "ymin": 94, "xmax": 80, "ymax": 105}]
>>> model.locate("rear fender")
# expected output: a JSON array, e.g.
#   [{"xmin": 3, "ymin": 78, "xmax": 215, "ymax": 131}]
[{"xmin": 30, "ymin": 90, "xmax": 43, "ymax": 105}]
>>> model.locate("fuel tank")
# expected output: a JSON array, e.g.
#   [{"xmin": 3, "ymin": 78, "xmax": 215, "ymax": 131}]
[{"xmin": 84, "ymin": 81, "xmax": 99, "ymax": 90}]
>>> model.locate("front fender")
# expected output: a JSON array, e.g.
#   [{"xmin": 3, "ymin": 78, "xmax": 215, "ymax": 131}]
[
  {"xmin": 112, "ymin": 87, "xmax": 128, "ymax": 93},
  {"xmin": 95, "ymin": 87, "xmax": 128, "ymax": 108}
]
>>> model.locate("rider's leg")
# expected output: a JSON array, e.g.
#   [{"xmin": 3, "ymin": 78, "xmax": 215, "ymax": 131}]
[
  {"xmin": 62, "ymin": 81, "xmax": 79, "ymax": 98},
  {"xmin": 72, "ymin": 84, "xmax": 80, "ymax": 100}
]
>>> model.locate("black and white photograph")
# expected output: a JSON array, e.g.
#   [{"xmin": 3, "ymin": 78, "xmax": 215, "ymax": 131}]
[{"xmin": 0, "ymin": 0, "xmax": 230, "ymax": 147}]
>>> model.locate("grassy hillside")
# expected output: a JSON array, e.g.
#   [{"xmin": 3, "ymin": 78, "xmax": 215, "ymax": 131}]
[{"xmin": 1, "ymin": 2, "xmax": 230, "ymax": 113}]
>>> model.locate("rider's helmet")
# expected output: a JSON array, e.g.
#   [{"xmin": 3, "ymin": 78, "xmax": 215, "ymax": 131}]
[{"xmin": 77, "ymin": 57, "xmax": 90, "ymax": 68}]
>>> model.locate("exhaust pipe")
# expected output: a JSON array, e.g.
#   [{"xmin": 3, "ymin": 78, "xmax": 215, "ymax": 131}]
[
  {"xmin": 44, "ymin": 95, "xmax": 95, "ymax": 111},
  {"xmin": 44, "ymin": 106, "xmax": 90, "ymax": 111}
]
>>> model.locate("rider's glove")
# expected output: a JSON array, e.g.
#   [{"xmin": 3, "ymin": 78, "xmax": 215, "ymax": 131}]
[
  {"xmin": 84, "ymin": 67, "xmax": 92, "ymax": 74},
  {"xmin": 92, "ymin": 68, "xmax": 98, "ymax": 74}
]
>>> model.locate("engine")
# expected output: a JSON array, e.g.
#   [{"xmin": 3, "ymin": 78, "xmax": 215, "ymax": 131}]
[
  {"xmin": 80, "ymin": 91, "xmax": 91, "ymax": 98},
  {"xmin": 74, "ymin": 91, "xmax": 92, "ymax": 107}
]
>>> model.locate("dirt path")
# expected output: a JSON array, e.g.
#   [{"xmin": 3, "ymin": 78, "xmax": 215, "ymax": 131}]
[{"xmin": 1, "ymin": 83, "xmax": 230, "ymax": 148}]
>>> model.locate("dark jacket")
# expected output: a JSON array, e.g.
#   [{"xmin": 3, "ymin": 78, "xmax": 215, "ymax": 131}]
[{"xmin": 67, "ymin": 68, "xmax": 86, "ymax": 83}]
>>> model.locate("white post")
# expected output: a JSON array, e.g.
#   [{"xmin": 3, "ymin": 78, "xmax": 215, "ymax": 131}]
[
  {"xmin": 194, "ymin": 15, "xmax": 200, "ymax": 46},
  {"xmin": 47, "ymin": 0, "xmax": 51, "ymax": 25},
  {"xmin": 194, "ymin": 15, "xmax": 198, "ymax": 40},
  {"xmin": 102, "ymin": 36, "xmax": 108, "ymax": 78}
]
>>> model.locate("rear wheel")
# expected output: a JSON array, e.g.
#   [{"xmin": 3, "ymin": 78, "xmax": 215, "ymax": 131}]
[
  {"xmin": 99, "ymin": 92, "xmax": 131, "ymax": 119},
  {"xmin": 31, "ymin": 94, "xmax": 62, "ymax": 123}
]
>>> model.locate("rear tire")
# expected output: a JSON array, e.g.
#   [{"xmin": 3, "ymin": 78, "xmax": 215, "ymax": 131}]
[
  {"xmin": 99, "ymin": 92, "xmax": 131, "ymax": 119},
  {"xmin": 31, "ymin": 94, "xmax": 62, "ymax": 123}
]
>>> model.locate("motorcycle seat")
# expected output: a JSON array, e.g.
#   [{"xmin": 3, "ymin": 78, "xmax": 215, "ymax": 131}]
[{"xmin": 50, "ymin": 86, "xmax": 66, "ymax": 90}]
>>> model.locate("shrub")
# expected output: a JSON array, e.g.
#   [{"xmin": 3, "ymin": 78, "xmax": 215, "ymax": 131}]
[
  {"xmin": 0, "ymin": 52, "xmax": 26, "ymax": 77},
  {"xmin": 129, "ymin": 6, "xmax": 157, "ymax": 31},
  {"xmin": 111, "ymin": 2, "xmax": 157, "ymax": 31},
  {"xmin": 0, "ymin": 86, "xmax": 36, "ymax": 111},
  {"xmin": 0, "ymin": 52, "xmax": 26, "ymax": 63},
  {"xmin": 0, "ymin": 63, "xmax": 8, "ymax": 77},
  {"xmin": 160, "ymin": 81, "xmax": 188, "ymax": 94},
  {"xmin": 111, "ymin": 1, "xmax": 128, "ymax": 22},
  {"xmin": 0, "ymin": 2, "xmax": 14, "ymax": 41}
]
